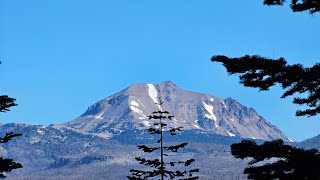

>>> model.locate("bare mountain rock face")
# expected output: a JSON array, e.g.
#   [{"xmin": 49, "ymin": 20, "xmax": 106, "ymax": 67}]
[{"xmin": 66, "ymin": 81, "xmax": 289, "ymax": 141}]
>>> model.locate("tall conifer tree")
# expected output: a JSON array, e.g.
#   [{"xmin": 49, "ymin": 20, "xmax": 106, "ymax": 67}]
[{"xmin": 128, "ymin": 104, "xmax": 199, "ymax": 180}]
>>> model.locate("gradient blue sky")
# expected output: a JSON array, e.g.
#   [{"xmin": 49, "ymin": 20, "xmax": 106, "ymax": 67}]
[{"xmin": 1, "ymin": 1, "xmax": 319, "ymax": 141}]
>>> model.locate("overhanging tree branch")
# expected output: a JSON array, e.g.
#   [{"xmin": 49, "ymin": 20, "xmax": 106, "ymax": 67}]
[
  {"xmin": 211, "ymin": 55, "xmax": 320, "ymax": 117},
  {"xmin": 263, "ymin": 0, "xmax": 320, "ymax": 14}
]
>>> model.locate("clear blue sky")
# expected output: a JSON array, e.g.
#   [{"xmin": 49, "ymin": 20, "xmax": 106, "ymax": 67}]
[{"xmin": 1, "ymin": 1, "xmax": 319, "ymax": 141}]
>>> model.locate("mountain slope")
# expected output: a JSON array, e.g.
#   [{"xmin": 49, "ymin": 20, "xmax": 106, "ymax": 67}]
[
  {"xmin": 66, "ymin": 81, "xmax": 289, "ymax": 141},
  {"xmin": 296, "ymin": 134, "xmax": 320, "ymax": 149}
]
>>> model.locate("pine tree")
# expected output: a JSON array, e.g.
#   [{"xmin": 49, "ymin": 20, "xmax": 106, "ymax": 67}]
[
  {"xmin": 211, "ymin": 2, "xmax": 319, "ymax": 179},
  {"xmin": 128, "ymin": 108, "xmax": 199, "ymax": 180},
  {"xmin": 263, "ymin": 0, "xmax": 320, "ymax": 14},
  {"xmin": 211, "ymin": 55, "xmax": 320, "ymax": 117},
  {"xmin": 231, "ymin": 139, "xmax": 320, "ymax": 179},
  {"xmin": 0, "ymin": 62, "xmax": 23, "ymax": 178}
]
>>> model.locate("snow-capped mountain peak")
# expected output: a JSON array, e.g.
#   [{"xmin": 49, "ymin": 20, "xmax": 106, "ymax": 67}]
[{"xmin": 66, "ymin": 81, "xmax": 289, "ymax": 141}]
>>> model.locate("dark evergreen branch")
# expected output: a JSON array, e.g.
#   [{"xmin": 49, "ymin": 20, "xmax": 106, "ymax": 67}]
[
  {"xmin": 137, "ymin": 145, "xmax": 159, "ymax": 153},
  {"xmin": 211, "ymin": 55, "xmax": 320, "ymax": 117},
  {"xmin": 264, "ymin": 0, "xmax": 286, "ymax": 5},
  {"xmin": 0, "ymin": 132, "xmax": 22, "ymax": 144},
  {"xmin": 135, "ymin": 157, "xmax": 161, "ymax": 168},
  {"xmin": 166, "ymin": 159, "xmax": 196, "ymax": 167},
  {"xmin": 291, "ymin": 0, "xmax": 320, "ymax": 14},
  {"xmin": 128, "ymin": 169, "xmax": 161, "ymax": 179},
  {"xmin": 244, "ymin": 160, "xmax": 292, "ymax": 179},
  {"xmin": 147, "ymin": 127, "xmax": 161, "ymax": 134},
  {"xmin": 0, "ymin": 157, "xmax": 23, "ymax": 178},
  {"xmin": 147, "ymin": 115, "xmax": 167, "ymax": 120},
  {"xmin": 0, "ymin": 96, "xmax": 17, "ymax": 113},
  {"xmin": 167, "ymin": 127, "xmax": 183, "ymax": 135},
  {"xmin": 164, "ymin": 169, "xmax": 199, "ymax": 179},
  {"xmin": 231, "ymin": 139, "xmax": 320, "ymax": 179},
  {"xmin": 152, "ymin": 111, "xmax": 170, "ymax": 114},
  {"xmin": 163, "ymin": 143, "xmax": 188, "ymax": 152},
  {"xmin": 263, "ymin": 0, "xmax": 320, "ymax": 14}
]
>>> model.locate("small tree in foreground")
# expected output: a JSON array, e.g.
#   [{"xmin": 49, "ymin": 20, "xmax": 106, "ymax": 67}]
[
  {"xmin": 128, "ymin": 110, "xmax": 199, "ymax": 180},
  {"xmin": 0, "ymin": 95, "xmax": 23, "ymax": 178},
  {"xmin": 231, "ymin": 139, "xmax": 320, "ymax": 179}
]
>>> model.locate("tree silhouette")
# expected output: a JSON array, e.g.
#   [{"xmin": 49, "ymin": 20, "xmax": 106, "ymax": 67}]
[
  {"xmin": 263, "ymin": 0, "xmax": 320, "ymax": 14},
  {"xmin": 211, "ymin": 1, "xmax": 320, "ymax": 179},
  {"xmin": 231, "ymin": 139, "xmax": 320, "ymax": 179},
  {"xmin": 0, "ymin": 63, "xmax": 23, "ymax": 178},
  {"xmin": 128, "ymin": 109, "xmax": 199, "ymax": 180},
  {"xmin": 211, "ymin": 55, "xmax": 320, "ymax": 117}
]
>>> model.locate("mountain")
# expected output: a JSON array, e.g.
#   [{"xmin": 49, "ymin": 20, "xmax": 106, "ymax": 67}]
[
  {"xmin": 66, "ymin": 81, "xmax": 289, "ymax": 141},
  {"xmin": 0, "ymin": 81, "xmax": 292, "ymax": 179},
  {"xmin": 296, "ymin": 134, "xmax": 320, "ymax": 150}
]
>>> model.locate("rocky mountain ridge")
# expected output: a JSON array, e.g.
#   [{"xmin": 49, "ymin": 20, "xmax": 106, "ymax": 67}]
[{"xmin": 66, "ymin": 81, "xmax": 289, "ymax": 141}]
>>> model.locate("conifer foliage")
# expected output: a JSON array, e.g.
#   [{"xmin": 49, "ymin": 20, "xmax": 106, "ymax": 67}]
[
  {"xmin": 263, "ymin": 0, "xmax": 320, "ymax": 14},
  {"xmin": 211, "ymin": 2, "xmax": 320, "ymax": 179},
  {"xmin": 128, "ymin": 109, "xmax": 199, "ymax": 180},
  {"xmin": 0, "ymin": 96, "xmax": 23, "ymax": 178},
  {"xmin": 0, "ymin": 62, "xmax": 23, "ymax": 178},
  {"xmin": 211, "ymin": 55, "xmax": 320, "ymax": 117},
  {"xmin": 231, "ymin": 139, "xmax": 320, "ymax": 179}
]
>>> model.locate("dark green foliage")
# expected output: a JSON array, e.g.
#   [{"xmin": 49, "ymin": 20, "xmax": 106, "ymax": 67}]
[
  {"xmin": 0, "ymin": 117, "xmax": 23, "ymax": 178},
  {"xmin": 264, "ymin": 0, "xmax": 286, "ymax": 5},
  {"xmin": 231, "ymin": 139, "xmax": 320, "ymax": 179},
  {"xmin": 0, "ymin": 96, "xmax": 17, "ymax": 113},
  {"xmin": 263, "ymin": 0, "xmax": 320, "ymax": 14},
  {"xmin": 0, "ymin": 157, "xmax": 23, "ymax": 178},
  {"xmin": 0, "ymin": 100, "xmax": 23, "ymax": 178},
  {"xmin": 128, "ymin": 110, "xmax": 199, "ymax": 180},
  {"xmin": 0, "ymin": 63, "xmax": 23, "ymax": 178},
  {"xmin": 211, "ymin": 3, "xmax": 320, "ymax": 177},
  {"xmin": 211, "ymin": 55, "xmax": 320, "ymax": 117},
  {"xmin": 0, "ymin": 132, "xmax": 22, "ymax": 143}
]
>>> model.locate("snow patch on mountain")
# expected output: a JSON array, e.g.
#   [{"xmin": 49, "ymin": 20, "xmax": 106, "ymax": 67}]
[
  {"xmin": 94, "ymin": 112, "xmax": 104, "ymax": 120},
  {"xmin": 193, "ymin": 125, "xmax": 201, "ymax": 129},
  {"xmin": 222, "ymin": 102, "xmax": 227, "ymax": 108},
  {"xmin": 203, "ymin": 102, "xmax": 218, "ymax": 127},
  {"xmin": 130, "ymin": 100, "xmax": 139, "ymax": 107},
  {"xmin": 142, "ymin": 121, "xmax": 151, "ymax": 126},
  {"xmin": 37, "ymin": 128, "xmax": 45, "ymax": 135},
  {"xmin": 226, "ymin": 131, "xmax": 235, "ymax": 137},
  {"xmin": 147, "ymin": 84, "xmax": 162, "ymax": 110},
  {"xmin": 130, "ymin": 105, "xmax": 146, "ymax": 118}
]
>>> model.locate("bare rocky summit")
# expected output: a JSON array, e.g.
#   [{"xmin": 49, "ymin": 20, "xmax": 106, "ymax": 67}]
[{"xmin": 67, "ymin": 81, "xmax": 289, "ymax": 141}]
